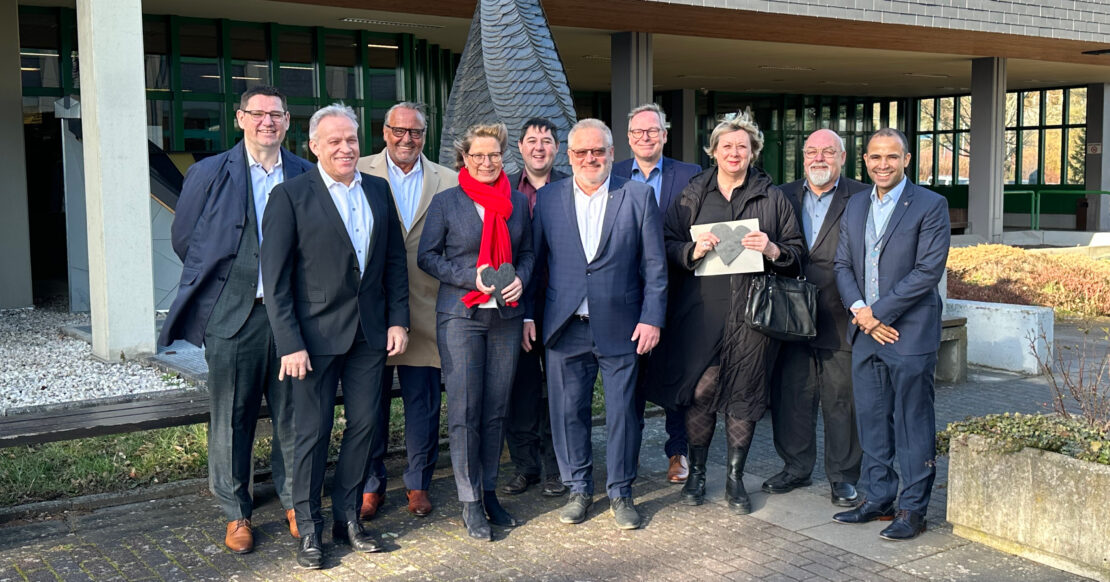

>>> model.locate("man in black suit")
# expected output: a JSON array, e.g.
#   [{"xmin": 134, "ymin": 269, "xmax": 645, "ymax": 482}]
[
  {"xmin": 766, "ymin": 128, "xmax": 868, "ymax": 507},
  {"xmin": 612, "ymin": 103, "xmax": 700, "ymax": 484},
  {"xmin": 160, "ymin": 85, "xmax": 312, "ymax": 553},
  {"xmin": 262, "ymin": 104, "xmax": 409, "ymax": 569},
  {"xmin": 502, "ymin": 117, "xmax": 569, "ymax": 498}
]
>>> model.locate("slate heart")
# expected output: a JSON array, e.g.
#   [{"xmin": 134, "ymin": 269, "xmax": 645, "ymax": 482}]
[
  {"xmin": 709, "ymin": 223, "xmax": 751, "ymax": 265},
  {"xmin": 480, "ymin": 262, "xmax": 517, "ymax": 307}
]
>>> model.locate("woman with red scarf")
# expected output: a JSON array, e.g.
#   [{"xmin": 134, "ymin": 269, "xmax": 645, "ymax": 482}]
[{"xmin": 417, "ymin": 122, "xmax": 535, "ymax": 540}]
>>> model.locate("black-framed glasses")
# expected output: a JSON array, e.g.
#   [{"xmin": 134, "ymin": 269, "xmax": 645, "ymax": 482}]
[
  {"xmin": 467, "ymin": 152, "xmax": 503, "ymax": 163},
  {"xmin": 628, "ymin": 128, "xmax": 662, "ymax": 139},
  {"xmin": 568, "ymin": 148, "xmax": 609, "ymax": 160},
  {"xmin": 241, "ymin": 109, "xmax": 287, "ymax": 122},
  {"xmin": 386, "ymin": 124, "xmax": 426, "ymax": 139}
]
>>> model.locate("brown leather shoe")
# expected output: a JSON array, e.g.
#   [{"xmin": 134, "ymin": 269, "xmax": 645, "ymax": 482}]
[
  {"xmin": 286, "ymin": 509, "xmax": 300, "ymax": 539},
  {"xmin": 224, "ymin": 518, "xmax": 253, "ymax": 554},
  {"xmin": 407, "ymin": 490, "xmax": 432, "ymax": 517},
  {"xmin": 360, "ymin": 492, "xmax": 385, "ymax": 520},
  {"xmin": 667, "ymin": 454, "xmax": 689, "ymax": 484}
]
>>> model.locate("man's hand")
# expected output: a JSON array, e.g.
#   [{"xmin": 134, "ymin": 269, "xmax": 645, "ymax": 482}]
[
  {"xmin": 868, "ymin": 323, "xmax": 900, "ymax": 345},
  {"xmin": 502, "ymin": 276, "xmax": 523, "ymax": 304},
  {"xmin": 850, "ymin": 305, "xmax": 882, "ymax": 334},
  {"xmin": 522, "ymin": 320, "xmax": 537, "ymax": 351},
  {"xmin": 386, "ymin": 326, "xmax": 409, "ymax": 356},
  {"xmin": 631, "ymin": 323, "xmax": 661, "ymax": 355},
  {"xmin": 279, "ymin": 349, "xmax": 312, "ymax": 381}
]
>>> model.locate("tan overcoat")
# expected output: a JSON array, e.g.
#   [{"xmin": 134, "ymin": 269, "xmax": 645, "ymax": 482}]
[{"xmin": 357, "ymin": 151, "xmax": 458, "ymax": 368}]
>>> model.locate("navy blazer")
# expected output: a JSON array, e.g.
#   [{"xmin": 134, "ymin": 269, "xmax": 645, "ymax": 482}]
[
  {"xmin": 159, "ymin": 142, "xmax": 314, "ymax": 348},
  {"xmin": 782, "ymin": 177, "xmax": 870, "ymax": 352},
  {"xmin": 531, "ymin": 174, "xmax": 668, "ymax": 357},
  {"xmin": 416, "ymin": 184, "xmax": 535, "ymax": 319},
  {"xmin": 612, "ymin": 156, "xmax": 701, "ymax": 216},
  {"xmin": 833, "ymin": 180, "xmax": 950, "ymax": 356},
  {"xmin": 262, "ymin": 169, "xmax": 409, "ymax": 357}
]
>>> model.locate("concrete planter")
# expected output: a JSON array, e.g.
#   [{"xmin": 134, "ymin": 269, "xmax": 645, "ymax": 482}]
[
  {"xmin": 947, "ymin": 433, "xmax": 1110, "ymax": 581},
  {"xmin": 944, "ymin": 298, "xmax": 1053, "ymax": 374}
]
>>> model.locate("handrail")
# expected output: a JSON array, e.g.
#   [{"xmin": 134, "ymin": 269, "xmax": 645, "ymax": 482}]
[
  {"xmin": 1004, "ymin": 190, "xmax": 1037, "ymax": 230},
  {"xmin": 1037, "ymin": 190, "xmax": 1110, "ymax": 231}
]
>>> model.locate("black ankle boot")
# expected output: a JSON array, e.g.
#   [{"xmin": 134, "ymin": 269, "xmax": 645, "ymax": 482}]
[
  {"xmin": 680, "ymin": 444, "xmax": 709, "ymax": 505},
  {"xmin": 462, "ymin": 500, "xmax": 491, "ymax": 540},
  {"xmin": 726, "ymin": 446, "xmax": 752, "ymax": 514},
  {"xmin": 483, "ymin": 490, "xmax": 519, "ymax": 527}
]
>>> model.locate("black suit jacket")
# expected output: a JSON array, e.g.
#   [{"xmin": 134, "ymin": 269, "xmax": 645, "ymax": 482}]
[
  {"xmin": 506, "ymin": 169, "xmax": 569, "ymax": 193},
  {"xmin": 262, "ymin": 169, "xmax": 409, "ymax": 357},
  {"xmin": 160, "ymin": 142, "xmax": 314, "ymax": 347},
  {"xmin": 782, "ymin": 177, "xmax": 870, "ymax": 352}
]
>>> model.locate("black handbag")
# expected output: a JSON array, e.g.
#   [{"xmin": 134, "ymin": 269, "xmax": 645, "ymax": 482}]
[{"xmin": 745, "ymin": 273, "xmax": 818, "ymax": 342}]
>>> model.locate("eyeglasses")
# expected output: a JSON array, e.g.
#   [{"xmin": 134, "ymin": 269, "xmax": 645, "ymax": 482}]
[
  {"xmin": 803, "ymin": 148, "xmax": 841, "ymax": 160},
  {"xmin": 241, "ymin": 109, "xmax": 287, "ymax": 122},
  {"xmin": 628, "ymin": 128, "xmax": 662, "ymax": 139},
  {"xmin": 467, "ymin": 152, "xmax": 502, "ymax": 163},
  {"xmin": 568, "ymin": 148, "xmax": 609, "ymax": 160},
  {"xmin": 385, "ymin": 124, "xmax": 426, "ymax": 139}
]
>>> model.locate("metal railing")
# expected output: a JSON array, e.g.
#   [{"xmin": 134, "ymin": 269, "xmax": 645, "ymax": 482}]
[{"xmin": 1003, "ymin": 190, "xmax": 1110, "ymax": 231}]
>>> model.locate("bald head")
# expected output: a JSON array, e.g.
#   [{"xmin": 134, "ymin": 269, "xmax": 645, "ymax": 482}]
[{"xmin": 802, "ymin": 129, "xmax": 846, "ymax": 193}]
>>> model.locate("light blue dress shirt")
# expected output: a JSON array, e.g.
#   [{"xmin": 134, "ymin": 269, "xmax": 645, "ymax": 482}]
[
  {"xmin": 630, "ymin": 158, "xmax": 664, "ymax": 206},
  {"xmin": 246, "ymin": 150, "xmax": 284, "ymax": 298},
  {"xmin": 318, "ymin": 164, "xmax": 373, "ymax": 276},
  {"xmin": 801, "ymin": 178, "xmax": 838, "ymax": 249},
  {"xmin": 385, "ymin": 154, "xmax": 424, "ymax": 231},
  {"xmin": 851, "ymin": 176, "xmax": 908, "ymax": 310}
]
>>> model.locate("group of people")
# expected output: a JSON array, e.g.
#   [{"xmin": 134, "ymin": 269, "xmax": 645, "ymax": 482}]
[{"xmin": 160, "ymin": 84, "xmax": 949, "ymax": 571}]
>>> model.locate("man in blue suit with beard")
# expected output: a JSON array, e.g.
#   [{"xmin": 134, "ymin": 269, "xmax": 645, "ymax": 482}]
[
  {"xmin": 529, "ymin": 118, "xmax": 667, "ymax": 531},
  {"xmin": 832, "ymin": 128, "xmax": 950, "ymax": 541}
]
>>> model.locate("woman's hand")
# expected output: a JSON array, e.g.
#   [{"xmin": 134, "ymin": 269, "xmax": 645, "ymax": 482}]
[
  {"xmin": 691, "ymin": 232, "xmax": 720, "ymax": 261},
  {"xmin": 742, "ymin": 230, "xmax": 780, "ymax": 260},
  {"xmin": 501, "ymin": 276, "xmax": 523, "ymax": 304},
  {"xmin": 475, "ymin": 265, "xmax": 496, "ymax": 294}
]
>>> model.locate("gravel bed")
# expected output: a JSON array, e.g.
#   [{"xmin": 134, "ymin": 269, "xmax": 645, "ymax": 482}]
[{"xmin": 0, "ymin": 298, "xmax": 188, "ymax": 414}]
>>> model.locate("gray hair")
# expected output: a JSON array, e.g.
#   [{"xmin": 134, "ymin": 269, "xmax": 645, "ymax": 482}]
[
  {"xmin": 453, "ymin": 122, "xmax": 508, "ymax": 170},
  {"xmin": 567, "ymin": 118, "xmax": 613, "ymax": 149},
  {"xmin": 704, "ymin": 108, "xmax": 764, "ymax": 160},
  {"xmin": 628, "ymin": 102, "xmax": 668, "ymax": 129},
  {"xmin": 308, "ymin": 103, "xmax": 359, "ymax": 140},
  {"xmin": 386, "ymin": 101, "xmax": 428, "ymax": 128}
]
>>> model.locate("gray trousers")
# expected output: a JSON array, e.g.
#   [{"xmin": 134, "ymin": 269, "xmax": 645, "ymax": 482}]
[
  {"xmin": 203, "ymin": 303, "xmax": 295, "ymax": 520},
  {"xmin": 438, "ymin": 309, "xmax": 522, "ymax": 502},
  {"xmin": 770, "ymin": 343, "xmax": 861, "ymax": 484}
]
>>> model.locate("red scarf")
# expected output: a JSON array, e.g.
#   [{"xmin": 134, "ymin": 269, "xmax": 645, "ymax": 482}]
[{"xmin": 459, "ymin": 168, "xmax": 515, "ymax": 307}]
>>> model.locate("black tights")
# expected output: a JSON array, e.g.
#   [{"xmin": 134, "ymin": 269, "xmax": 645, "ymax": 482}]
[{"xmin": 684, "ymin": 365, "xmax": 756, "ymax": 449}]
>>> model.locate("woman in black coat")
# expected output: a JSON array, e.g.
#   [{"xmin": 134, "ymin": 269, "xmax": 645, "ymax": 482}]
[{"xmin": 661, "ymin": 110, "xmax": 805, "ymax": 513}]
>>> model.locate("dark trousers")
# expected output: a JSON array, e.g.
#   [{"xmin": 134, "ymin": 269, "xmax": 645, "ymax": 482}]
[
  {"xmin": 204, "ymin": 303, "xmax": 295, "ymax": 521},
  {"xmin": 504, "ymin": 346, "xmax": 559, "ymax": 478},
  {"xmin": 635, "ymin": 394, "xmax": 689, "ymax": 459},
  {"xmin": 546, "ymin": 319, "xmax": 640, "ymax": 499},
  {"xmin": 439, "ymin": 310, "xmax": 522, "ymax": 502},
  {"xmin": 291, "ymin": 330, "xmax": 386, "ymax": 538},
  {"xmin": 363, "ymin": 365, "xmax": 442, "ymax": 494},
  {"xmin": 771, "ymin": 343, "xmax": 861, "ymax": 483},
  {"xmin": 852, "ymin": 343, "xmax": 938, "ymax": 514}
]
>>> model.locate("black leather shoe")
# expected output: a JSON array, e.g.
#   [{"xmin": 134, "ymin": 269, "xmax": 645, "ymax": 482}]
[
  {"xmin": 462, "ymin": 501, "xmax": 491, "ymax": 541},
  {"xmin": 559, "ymin": 493, "xmax": 592, "ymax": 524},
  {"xmin": 296, "ymin": 533, "xmax": 323, "ymax": 569},
  {"xmin": 500, "ymin": 473, "xmax": 540, "ymax": 495},
  {"xmin": 541, "ymin": 475, "xmax": 568, "ymax": 497},
  {"xmin": 830, "ymin": 482, "xmax": 859, "ymax": 507},
  {"xmin": 833, "ymin": 500, "xmax": 896, "ymax": 524},
  {"xmin": 879, "ymin": 510, "xmax": 926, "ymax": 541},
  {"xmin": 483, "ymin": 490, "xmax": 519, "ymax": 527},
  {"xmin": 761, "ymin": 470, "xmax": 813, "ymax": 494},
  {"xmin": 331, "ymin": 520, "xmax": 384, "ymax": 553}
]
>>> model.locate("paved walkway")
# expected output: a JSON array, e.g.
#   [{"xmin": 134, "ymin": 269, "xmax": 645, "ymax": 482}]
[{"xmin": 0, "ymin": 338, "xmax": 1096, "ymax": 580}]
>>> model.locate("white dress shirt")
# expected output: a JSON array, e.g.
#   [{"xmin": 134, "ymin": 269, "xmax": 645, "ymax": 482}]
[
  {"xmin": 572, "ymin": 176, "xmax": 611, "ymax": 316},
  {"xmin": 385, "ymin": 153, "xmax": 424, "ymax": 231},
  {"xmin": 246, "ymin": 149, "xmax": 284, "ymax": 298},
  {"xmin": 318, "ymin": 163, "xmax": 373, "ymax": 276}
]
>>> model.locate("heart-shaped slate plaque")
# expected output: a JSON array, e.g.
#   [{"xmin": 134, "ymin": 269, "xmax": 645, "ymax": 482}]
[
  {"xmin": 480, "ymin": 262, "xmax": 517, "ymax": 307},
  {"xmin": 709, "ymin": 223, "xmax": 751, "ymax": 265}
]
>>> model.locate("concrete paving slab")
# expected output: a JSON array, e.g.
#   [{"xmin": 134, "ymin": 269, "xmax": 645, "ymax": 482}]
[
  {"xmin": 895, "ymin": 541, "xmax": 1092, "ymax": 581},
  {"xmin": 799, "ymin": 520, "xmax": 969, "ymax": 568}
]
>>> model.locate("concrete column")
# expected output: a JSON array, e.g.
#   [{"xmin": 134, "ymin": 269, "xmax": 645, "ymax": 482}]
[
  {"xmin": 610, "ymin": 32, "xmax": 652, "ymax": 161},
  {"xmin": 1085, "ymin": 83, "xmax": 1110, "ymax": 231},
  {"xmin": 76, "ymin": 0, "xmax": 155, "ymax": 360},
  {"xmin": 669, "ymin": 89, "xmax": 698, "ymax": 164},
  {"xmin": 0, "ymin": 3, "xmax": 34, "ymax": 309},
  {"xmin": 968, "ymin": 57, "xmax": 1007, "ymax": 242}
]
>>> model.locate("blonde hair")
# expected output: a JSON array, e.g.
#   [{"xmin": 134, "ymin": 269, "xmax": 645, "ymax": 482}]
[
  {"xmin": 453, "ymin": 122, "xmax": 509, "ymax": 169},
  {"xmin": 704, "ymin": 108, "xmax": 764, "ymax": 160}
]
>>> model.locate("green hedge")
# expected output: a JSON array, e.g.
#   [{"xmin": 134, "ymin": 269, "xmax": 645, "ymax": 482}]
[{"xmin": 938, "ymin": 412, "xmax": 1110, "ymax": 465}]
